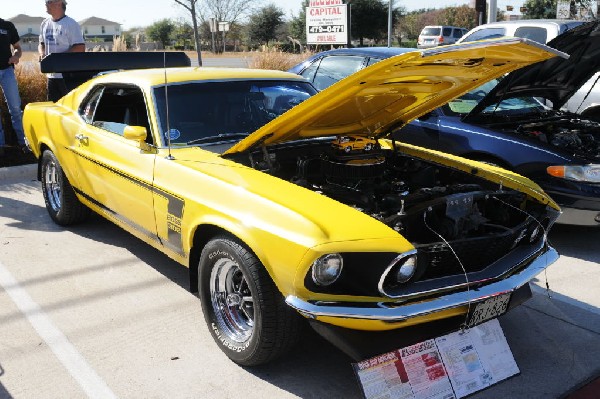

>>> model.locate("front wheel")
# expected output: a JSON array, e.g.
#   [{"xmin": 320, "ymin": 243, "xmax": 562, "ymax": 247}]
[
  {"xmin": 198, "ymin": 236, "xmax": 301, "ymax": 366},
  {"xmin": 40, "ymin": 150, "xmax": 90, "ymax": 226}
]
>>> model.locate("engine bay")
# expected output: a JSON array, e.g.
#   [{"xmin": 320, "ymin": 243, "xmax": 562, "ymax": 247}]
[
  {"xmin": 231, "ymin": 137, "xmax": 551, "ymax": 249},
  {"xmin": 489, "ymin": 114, "xmax": 600, "ymax": 160}
]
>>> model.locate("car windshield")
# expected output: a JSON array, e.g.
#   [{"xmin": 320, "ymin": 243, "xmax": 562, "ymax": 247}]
[
  {"xmin": 442, "ymin": 78, "xmax": 546, "ymax": 117},
  {"xmin": 153, "ymin": 80, "xmax": 315, "ymax": 147}
]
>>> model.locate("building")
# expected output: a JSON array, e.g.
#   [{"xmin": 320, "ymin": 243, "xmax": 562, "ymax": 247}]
[
  {"xmin": 79, "ymin": 17, "xmax": 121, "ymax": 41},
  {"xmin": 8, "ymin": 14, "xmax": 45, "ymax": 43},
  {"xmin": 7, "ymin": 14, "xmax": 121, "ymax": 44}
]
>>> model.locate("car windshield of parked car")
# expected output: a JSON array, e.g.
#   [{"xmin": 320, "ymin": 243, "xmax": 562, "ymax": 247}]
[
  {"xmin": 442, "ymin": 78, "xmax": 546, "ymax": 117},
  {"xmin": 153, "ymin": 80, "xmax": 315, "ymax": 147}
]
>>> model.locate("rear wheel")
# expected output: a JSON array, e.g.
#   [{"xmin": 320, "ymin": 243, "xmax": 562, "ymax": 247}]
[
  {"xmin": 41, "ymin": 150, "xmax": 90, "ymax": 225},
  {"xmin": 198, "ymin": 236, "xmax": 301, "ymax": 366}
]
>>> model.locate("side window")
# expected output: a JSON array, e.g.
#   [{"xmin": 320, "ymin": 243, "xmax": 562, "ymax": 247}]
[
  {"xmin": 443, "ymin": 27, "xmax": 452, "ymax": 36},
  {"xmin": 300, "ymin": 59, "xmax": 321, "ymax": 84},
  {"xmin": 80, "ymin": 85, "xmax": 152, "ymax": 144},
  {"xmin": 80, "ymin": 87, "xmax": 104, "ymax": 124},
  {"xmin": 460, "ymin": 27, "xmax": 506, "ymax": 43},
  {"xmin": 514, "ymin": 27, "xmax": 547, "ymax": 44},
  {"xmin": 366, "ymin": 57, "xmax": 382, "ymax": 67},
  {"xmin": 453, "ymin": 28, "xmax": 464, "ymax": 38},
  {"xmin": 313, "ymin": 55, "xmax": 365, "ymax": 91}
]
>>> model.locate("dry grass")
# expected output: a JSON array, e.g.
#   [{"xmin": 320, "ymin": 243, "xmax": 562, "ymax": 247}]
[
  {"xmin": 1, "ymin": 58, "xmax": 47, "ymax": 145},
  {"xmin": 248, "ymin": 48, "xmax": 314, "ymax": 71}
]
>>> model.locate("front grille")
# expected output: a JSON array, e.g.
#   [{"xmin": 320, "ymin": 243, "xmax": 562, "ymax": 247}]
[{"xmin": 417, "ymin": 224, "xmax": 531, "ymax": 280}]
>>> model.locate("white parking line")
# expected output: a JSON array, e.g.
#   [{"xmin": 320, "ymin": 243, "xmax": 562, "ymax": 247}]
[{"xmin": 0, "ymin": 260, "xmax": 117, "ymax": 399}]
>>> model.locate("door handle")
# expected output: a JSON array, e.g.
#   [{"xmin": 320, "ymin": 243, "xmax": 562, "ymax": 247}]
[{"xmin": 75, "ymin": 133, "xmax": 89, "ymax": 145}]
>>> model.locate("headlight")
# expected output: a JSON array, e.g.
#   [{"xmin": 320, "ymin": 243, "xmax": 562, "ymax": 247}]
[
  {"xmin": 547, "ymin": 165, "xmax": 600, "ymax": 182},
  {"xmin": 395, "ymin": 255, "xmax": 417, "ymax": 283},
  {"xmin": 311, "ymin": 253, "xmax": 343, "ymax": 286}
]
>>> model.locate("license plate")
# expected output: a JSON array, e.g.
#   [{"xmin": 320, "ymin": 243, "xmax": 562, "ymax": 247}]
[{"xmin": 466, "ymin": 293, "xmax": 511, "ymax": 328}]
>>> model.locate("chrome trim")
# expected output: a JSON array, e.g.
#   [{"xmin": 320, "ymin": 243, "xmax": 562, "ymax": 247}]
[
  {"xmin": 286, "ymin": 246, "xmax": 558, "ymax": 322},
  {"xmin": 377, "ymin": 249, "xmax": 418, "ymax": 297}
]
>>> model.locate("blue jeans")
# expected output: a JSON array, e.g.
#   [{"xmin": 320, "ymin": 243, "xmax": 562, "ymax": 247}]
[{"xmin": 0, "ymin": 66, "xmax": 25, "ymax": 146}]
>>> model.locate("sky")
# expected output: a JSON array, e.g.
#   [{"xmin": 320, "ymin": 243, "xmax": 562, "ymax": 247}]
[{"xmin": 3, "ymin": 0, "xmax": 526, "ymax": 29}]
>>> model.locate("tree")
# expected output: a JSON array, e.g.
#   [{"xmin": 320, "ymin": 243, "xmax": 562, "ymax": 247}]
[
  {"xmin": 146, "ymin": 19, "xmax": 175, "ymax": 48},
  {"xmin": 351, "ymin": 0, "xmax": 394, "ymax": 46},
  {"xmin": 289, "ymin": 0, "xmax": 309, "ymax": 44},
  {"xmin": 173, "ymin": 20, "xmax": 195, "ymax": 50},
  {"xmin": 437, "ymin": 5, "xmax": 478, "ymax": 30},
  {"xmin": 174, "ymin": 0, "xmax": 203, "ymax": 66},
  {"xmin": 196, "ymin": 0, "xmax": 259, "ymax": 53},
  {"xmin": 524, "ymin": 0, "xmax": 596, "ymax": 19},
  {"xmin": 248, "ymin": 4, "xmax": 285, "ymax": 46}
]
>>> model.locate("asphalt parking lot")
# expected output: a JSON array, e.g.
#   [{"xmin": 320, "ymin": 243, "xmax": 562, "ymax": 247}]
[{"xmin": 1, "ymin": 166, "xmax": 600, "ymax": 399}]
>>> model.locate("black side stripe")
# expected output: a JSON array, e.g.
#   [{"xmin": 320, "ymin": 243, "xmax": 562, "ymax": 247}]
[{"xmin": 68, "ymin": 147, "xmax": 186, "ymax": 257}]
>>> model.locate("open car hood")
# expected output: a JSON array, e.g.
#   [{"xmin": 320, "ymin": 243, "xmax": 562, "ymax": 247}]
[
  {"xmin": 224, "ymin": 38, "xmax": 566, "ymax": 155},
  {"xmin": 466, "ymin": 20, "xmax": 600, "ymax": 117}
]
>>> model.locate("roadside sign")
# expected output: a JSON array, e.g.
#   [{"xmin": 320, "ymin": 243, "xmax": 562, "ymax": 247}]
[{"xmin": 306, "ymin": 0, "xmax": 348, "ymax": 45}]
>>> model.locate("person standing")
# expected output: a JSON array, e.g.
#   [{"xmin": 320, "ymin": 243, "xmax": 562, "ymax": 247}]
[
  {"xmin": 38, "ymin": 0, "xmax": 85, "ymax": 102},
  {"xmin": 0, "ymin": 17, "xmax": 27, "ymax": 155}
]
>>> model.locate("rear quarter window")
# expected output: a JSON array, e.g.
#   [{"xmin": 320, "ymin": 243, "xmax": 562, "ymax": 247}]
[
  {"xmin": 514, "ymin": 26, "xmax": 548, "ymax": 44},
  {"xmin": 443, "ymin": 27, "xmax": 452, "ymax": 36},
  {"xmin": 421, "ymin": 27, "xmax": 441, "ymax": 36}
]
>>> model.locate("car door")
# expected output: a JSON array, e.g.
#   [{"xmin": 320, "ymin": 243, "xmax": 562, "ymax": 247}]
[{"xmin": 75, "ymin": 84, "xmax": 158, "ymax": 240}]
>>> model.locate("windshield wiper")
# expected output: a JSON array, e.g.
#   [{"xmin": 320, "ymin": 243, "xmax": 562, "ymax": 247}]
[{"xmin": 187, "ymin": 133, "xmax": 249, "ymax": 145}]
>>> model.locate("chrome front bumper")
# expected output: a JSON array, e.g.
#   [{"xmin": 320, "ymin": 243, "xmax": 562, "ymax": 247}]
[{"xmin": 286, "ymin": 246, "xmax": 558, "ymax": 322}]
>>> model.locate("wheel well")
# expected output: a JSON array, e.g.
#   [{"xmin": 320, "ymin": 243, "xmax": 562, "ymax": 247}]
[
  {"xmin": 37, "ymin": 144, "xmax": 51, "ymax": 181},
  {"xmin": 188, "ymin": 224, "xmax": 234, "ymax": 293}
]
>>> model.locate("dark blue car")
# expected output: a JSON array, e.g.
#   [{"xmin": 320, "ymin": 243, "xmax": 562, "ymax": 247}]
[{"xmin": 290, "ymin": 21, "xmax": 600, "ymax": 225}]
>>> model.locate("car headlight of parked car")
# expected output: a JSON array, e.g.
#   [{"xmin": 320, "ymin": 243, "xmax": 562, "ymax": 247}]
[
  {"xmin": 312, "ymin": 253, "xmax": 344, "ymax": 286},
  {"xmin": 547, "ymin": 165, "xmax": 600, "ymax": 182}
]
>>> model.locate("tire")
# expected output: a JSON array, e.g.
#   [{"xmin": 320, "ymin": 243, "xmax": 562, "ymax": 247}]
[
  {"xmin": 40, "ymin": 150, "xmax": 90, "ymax": 226},
  {"xmin": 198, "ymin": 236, "xmax": 301, "ymax": 366},
  {"xmin": 344, "ymin": 146, "xmax": 352, "ymax": 153}
]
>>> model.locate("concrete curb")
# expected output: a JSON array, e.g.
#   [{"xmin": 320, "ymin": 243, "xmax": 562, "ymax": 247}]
[{"xmin": 0, "ymin": 163, "xmax": 37, "ymax": 182}]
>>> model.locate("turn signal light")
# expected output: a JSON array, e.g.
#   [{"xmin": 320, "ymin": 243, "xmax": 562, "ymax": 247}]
[{"xmin": 546, "ymin": 166, "xmax": 565, "ymax": 178}]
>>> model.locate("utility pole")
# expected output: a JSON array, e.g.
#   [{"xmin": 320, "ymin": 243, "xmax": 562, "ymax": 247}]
[
  {"xmin": 488, "ymin": 0, "xmax": 497, "ymax": 23},
  {"xmin": 387, "ymin": 0, "xmax": 393, "ymax": 47}
]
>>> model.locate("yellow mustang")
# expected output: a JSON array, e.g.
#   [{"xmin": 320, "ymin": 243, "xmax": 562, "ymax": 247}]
[{"xmin": 24, "ymin": 39, "xmax": 565, "ymax": 366}]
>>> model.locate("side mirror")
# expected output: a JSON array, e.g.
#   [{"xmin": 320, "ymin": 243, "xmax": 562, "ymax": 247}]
[
  {"xmin": 123, "ymin": 126, "xmax": 150, "ymax": 150},
  {"xmin": 124, "ymin": 125, "xmax": 147, "ymax": 142}
]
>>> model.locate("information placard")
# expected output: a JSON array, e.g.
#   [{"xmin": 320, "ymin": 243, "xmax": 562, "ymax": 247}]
[
  {"xmin": 306, "ymin": 3, "xmax": 348, "ymax": 45},
  {"xmin": 353, "ymin": 319, "xmax": 519, "ymax": 399}
]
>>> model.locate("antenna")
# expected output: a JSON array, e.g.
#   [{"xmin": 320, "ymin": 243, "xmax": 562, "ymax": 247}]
[{"xmin": 164, "ymin": 51, "xmax": 174, "ymax": 160}]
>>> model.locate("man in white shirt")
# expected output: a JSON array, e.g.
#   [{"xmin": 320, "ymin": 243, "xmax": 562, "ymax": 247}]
[{"xmin": 38, "ymin": 0, "xmax": 85, "ymax": 101}]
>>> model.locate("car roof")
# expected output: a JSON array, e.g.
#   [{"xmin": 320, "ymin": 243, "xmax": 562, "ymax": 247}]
[
  {"xmin": 86, "ymin": 67, "xmax": 305, "ymax": 88},
  {"xmin": 308, "ymin": 47, "xmax": 414, "ymax": 59}
]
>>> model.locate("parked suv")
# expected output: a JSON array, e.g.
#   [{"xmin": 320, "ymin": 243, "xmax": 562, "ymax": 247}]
[
  {"xmin": 417, "ymin": 25, "xmax": 467, "ymax": 49},
  {"xmin": 457, "ymin": 19, "xmax": 584, "ymax": 44}
]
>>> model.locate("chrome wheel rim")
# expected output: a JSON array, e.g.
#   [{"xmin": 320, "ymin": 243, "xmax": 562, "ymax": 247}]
[
  {"xmin": 210, "ymin": 257, "xmax": 254, "ymax": 343},
  {"xmin": 43, "ymin": 160, "xmax": 61, "ymax": 212}
]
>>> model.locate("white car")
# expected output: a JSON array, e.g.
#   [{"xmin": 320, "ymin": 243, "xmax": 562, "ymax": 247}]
[
  {"xmin": 417, "ymin": 25, "xmax": 467, "ymax": 49},
  {"xmin": 456, "ymin": 19, "xmax": 584, "ymax": 44},
  {"xmin": 458, "ymin": 19, "xmax": 599, "ymax": 120}
]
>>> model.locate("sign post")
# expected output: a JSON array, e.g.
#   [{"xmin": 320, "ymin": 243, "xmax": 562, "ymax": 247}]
[{"xmin": 306, "ymin": 0, "xmax": 348, "ymax": 45}]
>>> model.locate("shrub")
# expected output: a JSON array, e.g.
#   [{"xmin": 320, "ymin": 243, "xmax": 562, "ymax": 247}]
[{"xmin": 249, "ymin": 48, "xmax": 314, "ymax": 71}]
